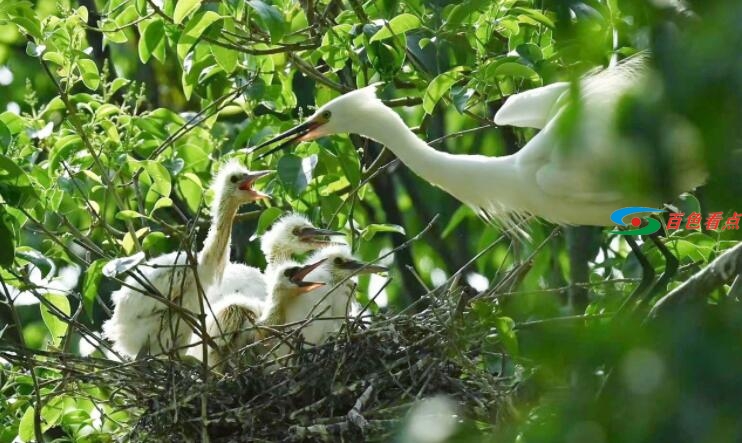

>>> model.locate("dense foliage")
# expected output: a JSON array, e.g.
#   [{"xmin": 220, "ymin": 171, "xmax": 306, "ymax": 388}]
[{"xmin": 1, "ymin": 0, "xmax": 741, "ymax": 441}]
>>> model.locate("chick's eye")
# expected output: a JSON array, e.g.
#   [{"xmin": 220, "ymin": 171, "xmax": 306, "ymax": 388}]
[
  {"xmin": 292, "ymin": 228, "xmax": 300, "ymax": 236},
  {"xmin": 333, "ymin": 257, "xmax": 343, "ymax": 265},
  {"xmin": 230, "ymin": 175, "xmax": 239, "ymax": 183},
  {"xmin": 284, "ymin": 269, "xmax": 293, "ymax": 277}
]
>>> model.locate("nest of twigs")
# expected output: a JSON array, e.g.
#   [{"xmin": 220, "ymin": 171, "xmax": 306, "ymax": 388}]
[
  {"xmin": 2, "ymin": 288, "xmax": 512, "ymax": 442},
  {"xmin": 127, "ymin": 289, "xmax": 509, "ymax": 441}
]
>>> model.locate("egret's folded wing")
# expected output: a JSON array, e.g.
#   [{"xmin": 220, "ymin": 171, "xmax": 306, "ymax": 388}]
[
  {"xmin": 494, "ymin": 82, "xmax": 570, "ymax": 129},
  {"xmin": 535, "ymin": 162, "xmax": 623, "ymax": 204}
]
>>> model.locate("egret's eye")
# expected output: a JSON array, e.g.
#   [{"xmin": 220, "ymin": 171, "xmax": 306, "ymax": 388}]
[
  {"xmin": 230, "ymin": 175, "xmax": 239, "ymax": 184},
  {"xmin": 321, "ymin": 111, "xmax": 332, "ymax": 120},
  {"xmin": 333, "ymin": 257, "xmax": 343, "ymax": 265}
]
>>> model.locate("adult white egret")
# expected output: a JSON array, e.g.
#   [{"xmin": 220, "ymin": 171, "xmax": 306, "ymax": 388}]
[
  {"xmin": 260, "ymin": 213, "xmax": 345, "ymax": 275},
  {"xmin": 284, "ymin": 245, "xmax": 388, "ymax": 346},
  {"xmin": 250, "ymin": 54, "xmax": 705, "ymax": 233},
  {"xmin": 102, "ymin": 161, "xmax": 272, "ymax": 358}
]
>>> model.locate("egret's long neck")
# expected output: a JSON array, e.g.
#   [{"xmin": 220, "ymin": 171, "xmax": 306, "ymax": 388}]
[
  {"xmin": 198, "ymin": 196, "xmax": 240, "ymax": 288},
  {"xmin": 356, "ymin": 104, "xmax": 521, "ymax": 210}
]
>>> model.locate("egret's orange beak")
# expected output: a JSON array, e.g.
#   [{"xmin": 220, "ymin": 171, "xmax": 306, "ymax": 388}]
[{"xmin": 246, "ymin": 115, "xmax": 329, "ymax": 159}]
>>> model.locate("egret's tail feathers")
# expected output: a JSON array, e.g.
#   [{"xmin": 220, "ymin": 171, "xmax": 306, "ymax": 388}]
[{"xmin": 494, "ymin": 82, "xmax": 570, "ymax": 129}]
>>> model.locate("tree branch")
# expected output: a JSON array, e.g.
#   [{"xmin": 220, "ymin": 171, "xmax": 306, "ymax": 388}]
[{"xmin": 649, "ymin": 242, "xmax": 742, "ymax": 318}]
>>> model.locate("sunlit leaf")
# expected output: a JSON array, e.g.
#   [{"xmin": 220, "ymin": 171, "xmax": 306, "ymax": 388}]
[
  {"xmin": 494, "ymin": 316, "xmax": 518, "ymax": 356},
  {"xmin": 369, "ymin": 13, "xmax": 421, "ymax": 42},
  {"xmin": 139, "ymin": 19, "xmax": 166, "ymax": 63},
  {"xmin": 78, "ymin": 59, "xmax": 100, "ymax": 90},
  {"xmin": 173, "ymin": 0, "xmax": 202, "ymax": 24},
  {"xmin": 82, "ymin": 259, "xmax": 105, "ymax": 320},
  {"xmin": 177, "ymin": 11, "xmax": 221, "ymax": 63},
  {"xmin": 40, "ymin": 293, "xmax": 71, "ymax": 345},
  {"xmin": 423, "ymin": 67, "xmax": 464, "ymax": 114}
]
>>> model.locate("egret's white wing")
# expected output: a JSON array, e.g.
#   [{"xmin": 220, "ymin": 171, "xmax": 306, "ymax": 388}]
[{"xmin": 494, "ymin": 82, "xmax": 569, "ymax": 129}]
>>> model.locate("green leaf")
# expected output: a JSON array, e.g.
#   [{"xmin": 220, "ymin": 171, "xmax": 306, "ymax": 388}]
[
  {"xmin": 103, "ymin": 251, "xmax": 146, "ymax": 278},
  {"xmin": 423, "ymin": 67, "xmax": 464, "ymax": 114},
  {"xmin": 145, "ymin": 161, "xmax": 172, "ymax": 208},
  {"xmin": 360, "ymin": 224, "xmax": 406, "ymax": 241},
  {"xmin": 152, "ymin": 197, "xmax": 173, "ymax": 214},
  {"xmin": 278, "ymin": 154, "xmax": 317, "ymax": 195},
  {"xmin": 494, "ymin": 316, "xmax": 518, "ymax": 356},
  {"xmin": 512, "ymin": 7, "xmax": 555, "ymax": 28},
  {"xmin": 255, "ymin": 207, "xmax": 284, "ymax": 237},
  {"xmin": 0, "ymin": 121, "xmax": 11, "ymax": 153},
  {"xmin": 173, "ymin": 0, "xmax": 202, "ymax": 24},
  {"xmin": 0, "ymin": 210, "xmax": 15, "ymax": 268},
  {"xmin": 18, "ymin": 406, "xmax": 35, "ymax": 442},
  {"xmin": 139, "ymin": 19, "xmax": 166, "ymax": 63},
  {"xmin": 445, "ymin": 0, "xmax": 488, "ymax": 27},
  {"xmin": 115, "ymin": 210, "xmax": 145, "ymax": 221},
  {"xmin": 177, "ymin": 11, "xmax": 221, "ymax": 63},
  {"xmin": 42, "ymin": 51, "xmax": 65, "ymax": 67},
  {"xmin": 210, "ymin": 43, "xmax": 238, "ymax": 73},
  {"xmin": 494, "ymin": 62, "xmax": 539, "ymax": 80},
  {"xmin": 78, "ymin": 59, "xmax": 100, "ymax": 90},
  {"xmin": 0, "ymin": 154, "xmax": 31, "ymax": 185},
  {"xmin": 143, "ymin": 231, "xmax": 169, "ymax": 254},
  {"xmin": 82, "ymin": 259, "xmax": 105, "ymax": 320},
  {"xmin": 246, "ymin": 0, "xmax": 286, "ymax": 42},
  {"xmin": 369, "ymin": 13, "xmax": 421, "ymax": 42},
  {"xmin": 101, "ymin": 19, "xmax": 128, "ymax": 44},
  {"xmin": 40, "ymin": 293, "xmax": 71, "ymax": 345}
]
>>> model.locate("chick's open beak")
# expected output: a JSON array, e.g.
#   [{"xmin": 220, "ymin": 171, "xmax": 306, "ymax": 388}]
[
  {"xmin": 239, "ymin": 170, "xmax": 274, "ymax": 198},
  {"xmin": 338, "ymin": 260, "xmax": 389, "ymax": 275},
  {"xmin": 289, "ymin": 258, "xmax": 327, "ymax": 294}
]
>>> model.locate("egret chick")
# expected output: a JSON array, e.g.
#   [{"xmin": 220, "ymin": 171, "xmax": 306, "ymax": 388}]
[
  {"xmin": 186, "ymin": 292, "xmax": 264, "ymax": 369},
  {"xmin": 102, "ymin": 161, "xmax": 271, "ymax": 358},
  {"xmin": 284, "ymin": 245, "xmax": 388, "ymax": 346},
  {"xmin": 255, "ymin": 259, "xmax": 329, "ymax": 363},
  {"xmin": 260, "ymin": 213, "xmax": 344, "ymax": 274},
  {"xmin": 187, "ymin": 259, "xmax": 326, "ymax": 369}
]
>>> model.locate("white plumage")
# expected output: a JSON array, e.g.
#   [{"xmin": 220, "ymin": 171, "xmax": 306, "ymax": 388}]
[
  {"xmin": 187, "ymin": 259, "xmax": 326, "ymax": 367},
  {"xmin": 260, "ymin": 213, "xmax": 344, "ymax": 274},
  {"xmin": 184, "ymin": 213, "xmax": 341, "ymax": 367},
  {"xmin": 253, "ymin": 54, "xmax": 705, "ymax": 231},
  {"xmin": 186, "ymin": 292, "xmax": 264, "ymax": 368},
  {"xmin": 284, "ymin": 245, "xmax": 388, "ymax": 346},
  {"xmin": 102, "ymin": 161, "xmax": 270, "ymax": 357}
]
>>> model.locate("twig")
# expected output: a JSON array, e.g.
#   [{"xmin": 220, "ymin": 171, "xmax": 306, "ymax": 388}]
[{"xmin": 649, "ymin": 241, "xmax": 742, "ymax": 318}]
